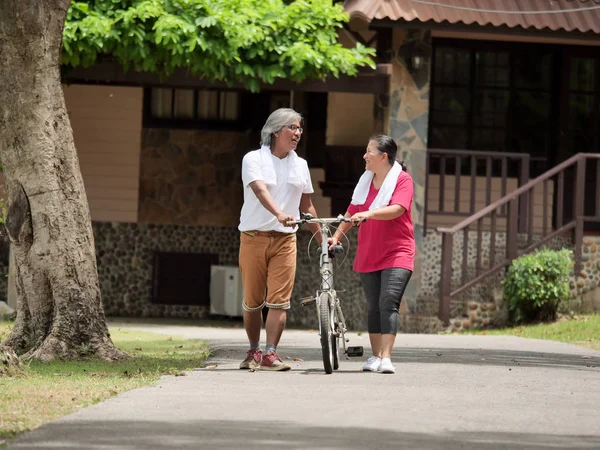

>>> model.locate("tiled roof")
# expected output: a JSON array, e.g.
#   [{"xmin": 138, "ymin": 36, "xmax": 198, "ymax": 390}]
[{"xmin": 344, "ymin": 0, "xmax": 600, "ymax": 34}]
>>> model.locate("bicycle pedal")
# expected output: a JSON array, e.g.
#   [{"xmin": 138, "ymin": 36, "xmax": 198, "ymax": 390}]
[
  {"xmin": 300, "ymin": 297, "xmax": 316, "ymax": 307},
  {"xmin": 346, "ymin": 346, "xmax": 364, "ymax": 357}
]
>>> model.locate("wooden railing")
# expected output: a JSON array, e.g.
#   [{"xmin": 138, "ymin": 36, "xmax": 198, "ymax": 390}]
[
  {"xmin": 425, "ymin": 149, "xmax": 531, "ymax": 233},
  {"xmin": 321, "ymin": 147, "xmax": 533, "ymax": 223},
  {"xmin": 437, "ymin": 153, "xmax": 600, "ymax": 325}
]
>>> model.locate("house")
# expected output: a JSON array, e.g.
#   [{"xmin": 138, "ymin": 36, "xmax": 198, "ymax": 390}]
[
  {"xmin": 4, "ymin": 0, "xmax": 600, "ymax": 331},
  {"xmin": 342, "ymin": 0, "xmax": 600, "ymax": 329}
]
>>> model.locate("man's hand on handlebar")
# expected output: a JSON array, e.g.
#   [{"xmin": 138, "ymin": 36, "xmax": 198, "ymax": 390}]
[{"xmin": 278, "ymin": 212, "xmax": 295, "ymax": 227}]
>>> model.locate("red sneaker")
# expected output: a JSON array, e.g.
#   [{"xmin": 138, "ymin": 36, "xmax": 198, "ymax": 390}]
[
  {"xmin": 260, "ymin": 351, "xmax": 291, "ymax": 371},
  {"xmin": 239, "ymin": 349, "xmax": 263, "ymax": 370}
]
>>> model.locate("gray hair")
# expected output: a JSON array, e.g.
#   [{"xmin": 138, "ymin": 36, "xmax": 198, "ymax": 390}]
[{"xmin": 260, "ymin": 108, "xmax": 302, "ymax": 146}]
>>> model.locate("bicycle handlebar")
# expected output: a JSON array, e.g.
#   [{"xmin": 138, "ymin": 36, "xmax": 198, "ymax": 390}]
[
  {"xmin": 287, "ymin": 214, "xmax": 352, "ymax": 226},
  {"xmin": 318, "ymin": 245, "xmax": 344, "ymax": 255}
]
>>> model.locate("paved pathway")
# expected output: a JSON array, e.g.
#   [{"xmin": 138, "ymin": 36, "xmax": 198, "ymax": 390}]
[{"xmin": 6, "ymin": 321, "xmax": 600, "ymax": 449}]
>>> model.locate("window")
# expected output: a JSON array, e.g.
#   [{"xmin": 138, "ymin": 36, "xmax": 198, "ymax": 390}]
[
  {"xmin": 429, "ymin": 40, "xmax": 557, "ymax": 175},
  {"xmin": 145, "ymin": 88, "xmax": 241, "ymax": 128}
]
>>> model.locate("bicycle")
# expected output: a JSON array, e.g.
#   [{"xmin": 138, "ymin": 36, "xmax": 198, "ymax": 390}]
[{"xmin": 288, "ymin": 213, "xmax": 363, "ymax": 374}]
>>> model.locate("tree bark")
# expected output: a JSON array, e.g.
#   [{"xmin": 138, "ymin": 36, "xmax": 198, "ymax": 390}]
[
  {"xmin": 0, "ymin": 1, "xmax": 126, "ymax": 361},
  {"xmin": 0, "ymin": 344, "xmax": 20, "ymax": 377}
]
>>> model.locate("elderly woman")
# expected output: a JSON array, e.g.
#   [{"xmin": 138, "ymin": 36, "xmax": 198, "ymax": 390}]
[
  {"xmin": 329, "ymin": 135, "xmax": 415, "ymax": 374},
  {"xmin": 238, "ymin": 108, "xmax": 321, "ymax": 371}
]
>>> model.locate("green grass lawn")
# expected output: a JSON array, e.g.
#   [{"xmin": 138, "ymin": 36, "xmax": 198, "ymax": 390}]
[
  {"xmin": 0, "ymin": 321, "xmax": 210, "ymax": 444},
  {"xmin": 464, "ymin": 314, "xmax": 600, "ymax": 351}
]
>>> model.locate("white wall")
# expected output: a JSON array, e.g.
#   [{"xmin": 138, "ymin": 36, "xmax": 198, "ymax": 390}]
[
  {"xmin": 64, "ymin": 85, "xmax": 143, "ymax": 222},
  {"xmin": 326, "ymin": 93, "xmax": 374, "ymax": 147}
]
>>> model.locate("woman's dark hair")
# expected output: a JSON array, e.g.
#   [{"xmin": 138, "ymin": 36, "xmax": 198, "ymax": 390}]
[{"xmin": 370, "ymin": 134, "xmax": 407, "ymax": 171}]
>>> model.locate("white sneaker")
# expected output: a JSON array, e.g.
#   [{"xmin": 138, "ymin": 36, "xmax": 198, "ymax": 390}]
[
  {"xmin": 362, "ymin": 356, "xmax": 381, "ymax": 372},
  {"xmin": 378, "ymin": 358, "xmax": 395, "ymax": 374}
]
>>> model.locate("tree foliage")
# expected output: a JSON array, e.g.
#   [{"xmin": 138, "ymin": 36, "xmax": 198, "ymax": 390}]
[{"xmin": 62, "ymin": 0, "xmax": 375, "ymax": 91}]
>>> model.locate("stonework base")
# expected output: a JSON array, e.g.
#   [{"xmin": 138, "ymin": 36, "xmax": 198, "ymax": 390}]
[{"xmin": 0, "ymin": 223, "xmax": 599, "ymax": 333}]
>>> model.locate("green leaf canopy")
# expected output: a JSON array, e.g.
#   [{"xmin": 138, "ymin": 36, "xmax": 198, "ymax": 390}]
[{"xmin": 63, "ymin": 0, "xmax": 376, "ymax": 91}]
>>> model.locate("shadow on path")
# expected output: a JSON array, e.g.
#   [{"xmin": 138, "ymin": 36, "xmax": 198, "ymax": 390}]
[
  {"xmin": 8, "ymin": 419, "xmax": 600, "ymax": 450},
  {"xmin": 206, "ymin": 345, "xmax": 600, "ymax": 372}
]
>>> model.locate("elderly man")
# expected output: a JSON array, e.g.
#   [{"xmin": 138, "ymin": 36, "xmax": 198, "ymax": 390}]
[{"xmin": 238, "ymin": 108, "xmax": 320, "ymax": 371}]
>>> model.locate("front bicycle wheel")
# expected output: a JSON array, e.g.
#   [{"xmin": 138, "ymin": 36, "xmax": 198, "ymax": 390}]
[{"xmin": 319, "ymin": 293, "xmax": 334, "ymax": 374}]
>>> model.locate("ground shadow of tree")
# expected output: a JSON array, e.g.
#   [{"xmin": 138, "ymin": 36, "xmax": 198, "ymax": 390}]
[{"xmin": 6, "ymin": 419, "xmax": 600, "ymax": 450}]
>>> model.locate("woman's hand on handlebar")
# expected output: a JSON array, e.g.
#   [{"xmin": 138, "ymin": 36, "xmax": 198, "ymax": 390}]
[
  {"xmin": 328, "ymin": 236, "xmax": 339, "ymax": 251},
  {"xmin": 350, "ymin": 211, "xmax": 370, "ymax": 227}
]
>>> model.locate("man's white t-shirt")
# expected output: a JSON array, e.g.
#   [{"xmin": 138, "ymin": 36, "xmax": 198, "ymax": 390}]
[{"xmin": 239, "ymin": 149, "xmax": 314, "ymax": 233}]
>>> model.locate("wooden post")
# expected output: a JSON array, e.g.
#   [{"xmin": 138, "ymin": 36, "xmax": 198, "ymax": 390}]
[
  {"xmin": 507, "ymin": 198, "xmax": 519, "ymax": 262},
  {"xmin": 439, "ymin": 233, "xmax": 453, "ymax": 325},
  {"xmin": 518, "ymin": 156, "xmax": 530, "ymax": 233},
  {"xmin": 574, "ymin": 157, "xmax": 586, "ymax": 274}
]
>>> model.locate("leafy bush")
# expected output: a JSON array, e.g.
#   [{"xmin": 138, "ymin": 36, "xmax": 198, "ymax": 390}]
[{"xmin": 503, "ymin": 248, "xmax": 573, "ymax": 324}]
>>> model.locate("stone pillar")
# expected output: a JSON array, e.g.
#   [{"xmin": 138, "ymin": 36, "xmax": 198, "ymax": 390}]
[{"xmin": 376, "ymin": 29, "xmax": 432, "ymax": 313}]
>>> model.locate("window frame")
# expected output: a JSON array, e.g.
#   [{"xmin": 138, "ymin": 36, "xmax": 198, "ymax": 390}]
[
  {"xmin": 142, "ymin": 87, "xmax": 245, "ymax": 131},
  {"xmin": 429, "ymin": 38, "xmax": 564, "ymax": 176}
]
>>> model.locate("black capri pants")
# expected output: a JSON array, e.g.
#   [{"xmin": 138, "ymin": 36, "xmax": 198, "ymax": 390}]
[{"xmin": 359, "ymin": 268, "xmax": 413, "ymax": 335}]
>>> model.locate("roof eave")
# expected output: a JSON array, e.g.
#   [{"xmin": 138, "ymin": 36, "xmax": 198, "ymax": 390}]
[{"xmin": 369, "ymin": 18, "xmax": 600, "ymax": 42}]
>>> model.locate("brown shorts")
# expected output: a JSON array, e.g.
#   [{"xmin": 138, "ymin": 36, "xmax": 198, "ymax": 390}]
[{"xmin": 239, "ymin": 230, "xmax": 297, "ymax": 311}]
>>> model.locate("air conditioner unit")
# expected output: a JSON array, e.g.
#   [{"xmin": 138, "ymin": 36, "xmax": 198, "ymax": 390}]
[{"xmin": 210, "ymin": 265, "xmax": 244, "ymax": 317}]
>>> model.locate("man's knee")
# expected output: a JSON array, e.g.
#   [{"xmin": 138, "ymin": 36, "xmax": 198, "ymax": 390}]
[
  {"xmin": 242, "ymin": 300, "xmax": 266, "ymax": 312},
  {"xmin": 265, "ymin": 300, "xmax": 291, "ymax": 310}
]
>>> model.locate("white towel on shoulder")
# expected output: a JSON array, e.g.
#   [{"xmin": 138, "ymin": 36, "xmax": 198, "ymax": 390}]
[
  {"xmin": 351, "ymin": 161, "xmax": 403, "ymax": 210},
  {"xmin": 259, "ymin": 145, "xmax": 303, "ymax": 187}
]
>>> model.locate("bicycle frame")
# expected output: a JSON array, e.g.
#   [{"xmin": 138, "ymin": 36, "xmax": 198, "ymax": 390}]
[
  {"xmin": 317, "ymin": 221, "xmax": 335, "ymax": 292},
  {"xmin": 290, "ymin": 215, "xmax": 350, "ymax": 352},
  {"xmin": 289, "ymin": 214, "xmax": 363, "ymax": 372}
]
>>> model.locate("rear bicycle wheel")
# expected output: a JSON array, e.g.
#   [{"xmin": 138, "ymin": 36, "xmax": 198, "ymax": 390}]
[{"xmin": 319, "ymin": 293, "xmax": 334, "ymax": 374}]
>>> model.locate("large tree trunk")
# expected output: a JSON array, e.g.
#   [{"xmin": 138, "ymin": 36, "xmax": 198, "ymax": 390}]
[{"xmin": 0, "ymin": 1, "xmax": 126, "ymax": 361}]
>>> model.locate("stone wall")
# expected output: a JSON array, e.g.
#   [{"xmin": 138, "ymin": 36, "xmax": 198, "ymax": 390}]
[
  {"xmin": 91, "ymin": 222, "xmax": 600, "ymax": 331},
  {"xmin": 92, "ymin": 221, "xmax": 368, "ymax": 330},
  {"xmin": 421, "ymin": 230, "xmax": 600, "ymax": 330},
  {"xmin": 449, "ymin": 301, "xmax": 498, "ymax": 332},
  {"xmin": 91, "ymin": 220, "xmax": 455, "ymax": 332},
  {"xmin": 420, "ymin": 230, "xmax": 516, "ymax": 319},
  {"xmin": 139, "ymin": 128, "xmax": 252, "ymax": 228},
  {"xmin": 422, "ymin": 230, "xmax": 571, "ymax": 305},
  {"xmin": 568, "ymin": 236, "xmax": 600, "ymax": 313},
  {"xmin": 93, "ymin": 222, "xmax": 238, "ymax": 319},
  {"xmin": 3, "ymin": 222, "xmax": 599, "ymax": 332}
]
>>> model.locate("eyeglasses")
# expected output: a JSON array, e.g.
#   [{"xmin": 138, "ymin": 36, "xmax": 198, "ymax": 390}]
[{"xmin": 286, "ymin": 124, "xmax": 303, "ymax": 134}]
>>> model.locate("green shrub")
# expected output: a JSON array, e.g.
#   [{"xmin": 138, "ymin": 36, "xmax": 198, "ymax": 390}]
[{"xmin": 503, "ymin": 248, "xmax": 573, "ymax": 324}]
